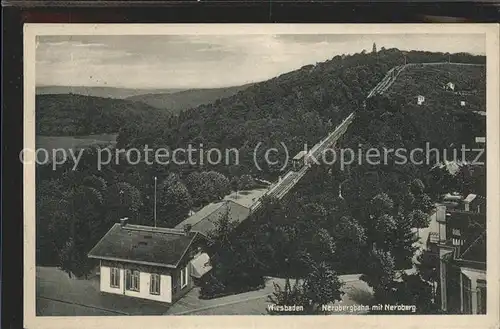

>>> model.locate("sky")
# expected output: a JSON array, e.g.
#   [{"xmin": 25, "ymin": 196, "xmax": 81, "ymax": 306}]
[{"xmin": 36, "ymin": 34, "xmax": 485, "ymax": 89}]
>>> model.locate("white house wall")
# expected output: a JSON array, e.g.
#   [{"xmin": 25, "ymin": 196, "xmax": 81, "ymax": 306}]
[
  {"xmin": 100, "ymin": 266, "xmax": 123, "ymax": 295},
  {"xmin": 100, "ymin": 265, "xmax": 172, "ymax": 303}
]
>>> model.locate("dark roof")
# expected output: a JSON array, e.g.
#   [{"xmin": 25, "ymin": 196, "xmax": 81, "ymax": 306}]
[
  {"xmin": 175, "ymin": 200, "xmax": 251, "ymax": 236},
  {"xmin": 176, "ymin": 202, "xmax": 224, "ymax": 229},
  {"xmin": 460, "ymin": 232, "xmax": 486, "ymax": 263},
  {"xmin": 447, "ymin": 210, "xmax": 486, "ymax": 264},
  {"xmin": 447, "ymin": 210, "xmax": 486, "ymax": 229},
  {"xmin": 88, "ymin": 224, "xmax": 198, "ymax": 268}
]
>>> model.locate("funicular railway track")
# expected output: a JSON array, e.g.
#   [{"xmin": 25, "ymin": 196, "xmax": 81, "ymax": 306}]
[{"xmin": 250, "ymin": 61, "xmax": 485, "ymax": 213}]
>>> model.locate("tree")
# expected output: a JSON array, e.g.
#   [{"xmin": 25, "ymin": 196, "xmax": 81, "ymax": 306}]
[
  {"xmin": 293, "ymin": 227, "xmax": 336, "ymax": 270},
  {"xmin": 206, "ymin": 208, "xmax": 240, "ymax": 252},
  {"xmin": 410, "ymin": 178, "xmax": 425, "ymax": 195},
  {"xmin": 57, "ymin": 184, "xmax": 104, "ymax": 278},
  {"xmin": 388, "ymin": 273, "xmax": 440, "ymax": 314},
  {"xmin": 201, "ymin": 209, "xmax": 266, "ymax": 298},
  {"xmin": 185, "ymin": 172, "xmax": 205, "ymax": 205},
  {"xmin": 416, "ymin": 249, "xmax": 440, "ymax": 304},
  {"xmin": 158, "ymin": 179, "xmax": 192, "ymax": 227},
  {"xmin": 104, "ymin": 181, "xmax": 142, "ymax": 223},
  {"xmin": 267, "ymin": 262, "xmax": 344, "ymax": 315},
  {"xmin": 238, "ymin": 174, "xmax": 254, "ymax": 191},
  {"xmin": 303, "ymin": 261, "xmax": 344, "ymax": 312},
  {"xmin": 372, "ymin": 42, "xmax": 377, "ymax": 53},
  {"xmin": 230, "ymin": 176, "xmax": 240, "ymax": 200},
  {"xmin": 58, "ymin": 238, "xmax": 76, "ymax": 278},
  {"xmin": 330, "ymin": 216, "xmax": 367, "ymax": 272},
  {"xmin": 36, "ymin": 178, "xmax": 71, "ymax": 265},
  {"xmin": 409, "ymin": 209, "xmax": 430, "ymax": 228},
  {"xmin": 185, "ymin": 171, "xmax": 230, "ymax": 206},
  {"xmin": 370, "ymin": 192, "xmax": 394, "ymax": 216},
  {"xmin": 82, "ymin": 175, "xmax": 108, "ymax": 193},
  {"xmin": 206, "ymin": 171, "xmax": 230, "ymax": 200},
  {"xmin": 388, "ymin": 212, "xmax": 419, "ymax": 268},
  {"xmin": 267, "ymin": 279, "xmax": 309, "ymax": 315},
  {"xmin": 361, "ymin": 247, "xmax": 396, "ymax": 304}
]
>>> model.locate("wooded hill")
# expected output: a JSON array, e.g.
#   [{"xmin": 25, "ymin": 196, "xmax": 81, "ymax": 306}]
[
  {"xmin": 126, "ymin": 83, "xmax": 253, "ymax": 114},
  {"xmin": 36, "ymin": 94, "xmax": 163, "ymax": 136},
  {"xmin": 119, "ymin": 48, "xmax": 485, "ymax": 180}
]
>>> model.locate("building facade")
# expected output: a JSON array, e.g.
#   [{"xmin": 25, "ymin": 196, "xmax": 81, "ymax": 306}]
[
  {"xmin": 417, "ymin": 95, "xmax": 425, "ymax": 105},
  {"xmin": 426, "ymin": 194, "xmax": 486, "ymax": 314}
]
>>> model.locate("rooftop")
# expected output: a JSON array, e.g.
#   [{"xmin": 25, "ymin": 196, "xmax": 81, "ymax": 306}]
[
  {"xmin": 293, "ymin": 150, "xmax": 308, "ymax": 160},
  {"xmin": 459, "ymin": 232, "xmax": 486, "ymax": 263},
  {"xmin": 223, "ymin": 188, "xmax": 268, "ymax": 208},
  {"xmin": 190, "ymin": 253, "xmax": 212, "ymax": 279},
  {"xmin": 88, "ymin": 223, "xmax": 199, "ymax": 268},
  {"xmin": 175, "ymin": 200, "xmax": 251, "ymax": 236},
  {"xmin": 447, "ymin": 210, "xmax": 486, "ymax": 265},
  {"xmin": 464, "ymin": 194, "xmax": 477, "ymax": 203}
]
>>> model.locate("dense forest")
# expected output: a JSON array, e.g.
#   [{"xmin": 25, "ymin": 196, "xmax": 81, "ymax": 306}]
[
  {"xmin": 36, "ymin": 47, "xmax": 486, "ymax": 312},
  {"xmin": 199, "ymin": 92, "xmax": 486, "ymax": 311},
  {"xmin": 36, "ymin": 94, "xmax": 164, "ymax": 135}
]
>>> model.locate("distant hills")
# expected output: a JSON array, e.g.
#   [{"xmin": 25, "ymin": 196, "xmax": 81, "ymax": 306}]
[
  {"xmin": 36, "ymin": 94, "xmax": 163, "ymax": 136},
  {"xmin": 125, "ymin": 83, "xmax": 254, "ymax": 114},
  {"xmin": 37, "ymin": 83, "xmax": 254, "ymax": 117},
  {"xmin": 36, "ymin": 86, "xmax": 185, "ymax": 99},
  {"xmin": 36, "ymin": 49, "xmax": 485, "ymax": 148},
  {"xmin": 36, "ymin": 83, "xmax": 254, "ymax": 135}
]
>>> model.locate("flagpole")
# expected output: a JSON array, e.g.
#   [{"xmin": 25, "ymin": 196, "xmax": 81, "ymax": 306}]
[{"xmin": 154, "ymin": 176, "xmax": 157, "ymax": 228}]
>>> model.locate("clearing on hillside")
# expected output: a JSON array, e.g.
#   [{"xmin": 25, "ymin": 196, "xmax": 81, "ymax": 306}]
[{"xmin": 384, "ymin": 63, "xmax": 486, "ymax": 113}]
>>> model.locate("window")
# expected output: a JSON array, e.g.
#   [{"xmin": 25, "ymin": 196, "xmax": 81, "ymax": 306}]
[
  {"xmin": 110, "ymin": 268, "xmax": 120, "ymax": 288},
  {"xmin": 150, "ymin": 274, "xmax": 161, "ymax": 295},
  {"xmin": 126, "ymin": 270, "xmax": 140, "ymax": 291},
  {"xmin": 180, "ymin": 266, "xmax": 189, "ymax": 288},
  {"xmin": 452, "ymin": 228, "xmax": 461, "ymax": 236}
]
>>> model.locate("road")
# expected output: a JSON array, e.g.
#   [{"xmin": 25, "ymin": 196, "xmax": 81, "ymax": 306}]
[{"xmin": 165, "ymin": 274, "xmax": 373, "ymax": 315}]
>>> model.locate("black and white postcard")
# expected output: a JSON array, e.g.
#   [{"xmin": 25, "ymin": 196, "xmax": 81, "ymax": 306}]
[{"xmin": 23, "ymin": 24, "xmax": 499, "ymax": 329}]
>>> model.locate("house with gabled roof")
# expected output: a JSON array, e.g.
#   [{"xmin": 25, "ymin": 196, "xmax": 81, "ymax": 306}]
[
  {"xmin": 417, "ymin": 95, "xmax": 425, "ymax": 105},
  {"xmin": 88, "ymin": 218, "xmax": 210, "ymax": 304}
]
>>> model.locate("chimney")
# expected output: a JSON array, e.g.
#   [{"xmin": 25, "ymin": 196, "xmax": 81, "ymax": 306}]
[
  {"xmin": 183, "ymin": 224, "xmax": 192, "ymax": 234},
  {"xmin": 436, "ymin": 205, "xmax": 446, "ymax": 223},
  {"xmin": 120, "ymin": 217, "xmax": 128, "ymax": 227}
]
